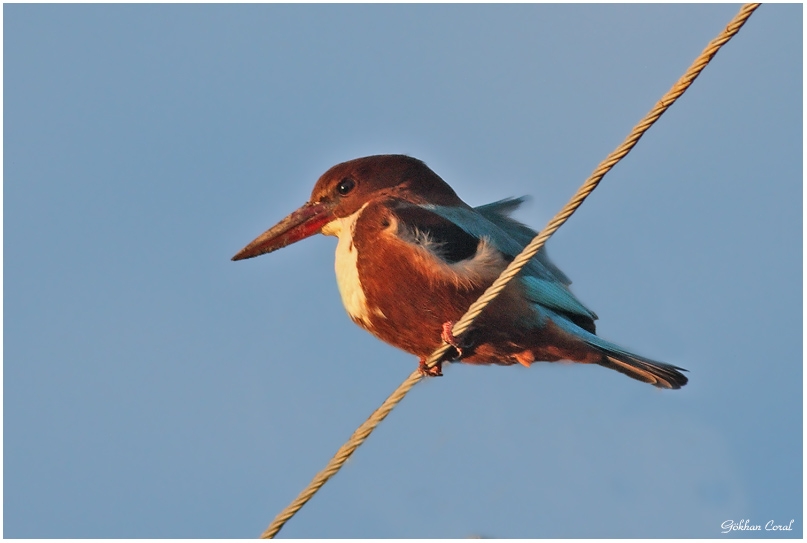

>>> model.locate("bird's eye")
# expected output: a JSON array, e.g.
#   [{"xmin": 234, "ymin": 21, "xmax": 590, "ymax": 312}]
[{"xmin": 336, "ymin": 178, "xmax": 355, "ymax": 196}]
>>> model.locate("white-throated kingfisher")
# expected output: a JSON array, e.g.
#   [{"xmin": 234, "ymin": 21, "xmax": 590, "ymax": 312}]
[{"xmin": 233, "ymin": 155, "xmax": 688, "ymax": 389}]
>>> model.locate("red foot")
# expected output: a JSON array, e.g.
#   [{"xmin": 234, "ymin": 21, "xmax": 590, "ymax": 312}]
[
  {"xmin": 418, "ymin": 321, "xmax": 465, "ymax": 377},
  {"xmin": 418, "ymin": 358, "xmax": 443, "ymax": 377},
  {"xmin": 441, "ymin": 321, "xmax": 463, "ymax": 358}
]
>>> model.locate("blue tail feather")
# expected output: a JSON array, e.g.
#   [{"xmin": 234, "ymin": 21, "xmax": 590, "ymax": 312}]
[{"xmin": 549, "ymin": 311, "xmax": 688, "ymax": 389}]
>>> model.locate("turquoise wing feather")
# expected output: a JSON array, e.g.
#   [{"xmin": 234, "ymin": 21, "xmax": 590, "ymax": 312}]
[{"xmin": 421, "ymin": 200, "xmax": 597, "ymax": 324}]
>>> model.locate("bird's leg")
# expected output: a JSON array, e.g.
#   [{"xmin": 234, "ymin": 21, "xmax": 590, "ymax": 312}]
[
  {"xmin": 418, "ymin": 358, "xmax": 443, "ymax": 377},
  {"xmin": 441, "ymin": 320, "xmax": 463, "ymax": 359},
  {"xmin": 417, "ymin": 321, "xmax": 464, "ymax": 377}
]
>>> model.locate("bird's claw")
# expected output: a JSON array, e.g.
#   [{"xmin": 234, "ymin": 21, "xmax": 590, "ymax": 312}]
[
  {"xmin": 441, "ymin": 320, "xmax": 463, "ymax": 359},
  {"xmin": 418, "ymin": 359, "xmax": 443, "ymax": 377},
  {"xmin": 417, "ymin": 321, "xmax": 464, "ymax": 377}
]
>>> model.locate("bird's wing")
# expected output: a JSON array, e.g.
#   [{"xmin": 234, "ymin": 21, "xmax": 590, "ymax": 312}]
[
  {"xmin": 474, "ymin": 197, "xmax": 572, "ymax": 286},
  {"xmin": 390, "ymin": 202, "xmax": 482, "ymax": 264},
  {"xmin": 399, "ymin": 201, "xmax": 597, "ymax": 325}
]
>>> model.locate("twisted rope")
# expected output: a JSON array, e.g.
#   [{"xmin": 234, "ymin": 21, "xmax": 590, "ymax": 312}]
[{"xmin": 261, "ymin": 4, "xmax": 760, "ymax": 538}]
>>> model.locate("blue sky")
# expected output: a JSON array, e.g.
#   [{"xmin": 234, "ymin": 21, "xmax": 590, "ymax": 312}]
[{"xmin": 4, "ymin": 4, "xmax": 802, "ymax": 538}]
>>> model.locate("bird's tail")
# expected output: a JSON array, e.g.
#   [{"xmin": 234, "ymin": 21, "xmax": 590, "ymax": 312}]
[
  {"xmin": 552, "ymin": 314, "xmax": 688, "ymax": 389},
  {"xmin": 595, "ymin": 349, "xmax": 688, "ymax": 389},
  {"xmin": 588, "ymin": 336, "xmax": 688, "ymax": 389}
]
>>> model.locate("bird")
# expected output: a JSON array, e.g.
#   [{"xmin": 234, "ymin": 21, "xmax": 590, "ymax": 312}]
[{"xmin": 232, "ymin": 154, "xmax": 688, "ymax": 389}]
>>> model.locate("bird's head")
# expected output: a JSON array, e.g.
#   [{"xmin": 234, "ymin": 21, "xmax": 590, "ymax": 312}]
[{"xmin": 232, "ymin": 154, "xmax": 462, "ymax": 260}]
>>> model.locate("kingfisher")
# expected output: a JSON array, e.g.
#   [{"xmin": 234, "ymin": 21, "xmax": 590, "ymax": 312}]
[{"xmin": 233, "ymin": 155, "xmax": 688, "ymax": 389}]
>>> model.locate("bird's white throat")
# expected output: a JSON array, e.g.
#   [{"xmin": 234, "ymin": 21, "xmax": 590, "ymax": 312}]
[{"xmin": 321, "ymin": 207, "xmax": 373, "ymax": 325}]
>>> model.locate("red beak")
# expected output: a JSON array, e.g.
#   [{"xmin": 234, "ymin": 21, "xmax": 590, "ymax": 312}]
[{"xmin": 232, "ymin": 201, "xmax": 335, "ymax": 261}]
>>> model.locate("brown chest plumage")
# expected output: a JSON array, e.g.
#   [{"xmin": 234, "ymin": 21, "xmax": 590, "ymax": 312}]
[{"xmin": 350, "ymin": 200, "xmax": 565, "ymax": 365}]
